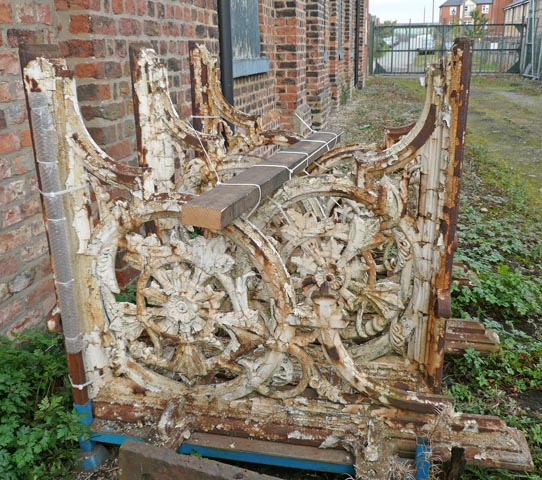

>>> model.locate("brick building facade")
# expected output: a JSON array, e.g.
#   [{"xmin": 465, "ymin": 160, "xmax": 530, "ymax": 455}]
[
  {"xmin": 439, "ymin": 0, "xmax": 513, "ymax": 24},
  {"xmin": 0, "ymin": 0, "xmax": 369, "ymax": 334}
]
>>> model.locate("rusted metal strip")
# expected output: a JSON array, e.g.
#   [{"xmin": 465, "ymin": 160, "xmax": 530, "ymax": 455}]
[
  {"xmin": 315, "ymin": 70, "xmax": 439, "ymax": 176},
  {"xmin": 188, "ymin": 43, "xmax": 300, "ymax": 147},
  {"xmin": 383, "ymin": 121, "xmax": 416, "ymax": 149},
  {"xmin": 91, "ymin": 398, "xmax": 533, "ymax": 473},
  {"xmin": 425, "ymin": 38, "xmax": 474, "ymax": 390}
]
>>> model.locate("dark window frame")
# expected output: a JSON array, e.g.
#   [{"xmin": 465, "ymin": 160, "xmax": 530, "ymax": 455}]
[{"xmin": 230, "ymin": 0, "xmax": 270, "ymax": 78}]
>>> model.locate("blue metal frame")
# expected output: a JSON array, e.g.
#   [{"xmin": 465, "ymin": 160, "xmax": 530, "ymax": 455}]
[
  {"xmin": 415, "ymin": 437, "xmax": 431, "ymax": 480},
  {"xmin": 74, "ymin": 401, "xmax": 94, "ymax": 452},
  {"xmin": 75, "ymin": 401, "xmax": 109, "ymax": 470},
  {"xmin": 177, "ymin": 444, "xmax": 355, "ymax": 475},
  {"xmin": 88, "ymin": 428, "xmax": 355, "ymax": 475}
]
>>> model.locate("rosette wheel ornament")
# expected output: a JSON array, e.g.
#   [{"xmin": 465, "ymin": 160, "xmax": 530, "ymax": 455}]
[
  {"xmin": 252, "ymin": 174, "xmax": 417, "ymax": 368},
  {"xmin": 94, "ymin": 206, "xmax": 299, "ymax": 401}
]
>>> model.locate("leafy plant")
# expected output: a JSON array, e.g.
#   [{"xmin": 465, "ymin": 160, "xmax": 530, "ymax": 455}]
[
  {"xmin": 0, "ymin": 329, "xmax": 89, "ymax": 479},
  {"xmin": 463, "ymin": 8, "xmax": 489, "ymax": 39},
  {"xmin": 445, "ymin": 325, "xmax": 542, "ymax": 478},
  {"xmin": 447, "ymin": 133, "xmax": 542, "ymax": 478},
  {"xmin": 115, "ymin": 283, "xmax": 137, "ymax": 304}
]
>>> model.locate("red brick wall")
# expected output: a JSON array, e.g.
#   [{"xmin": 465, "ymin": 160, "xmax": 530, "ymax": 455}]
[
  {"xmin": 273, "ymin": 0, "xmax": 310, "ymax": 131},
  {"xmin": 440, "ymin": 5, "xmax": 462, "ymax": 24},
  {"xmin": 306, "ymin": 0, "xmax": 331, "ymax": 128},
  {"xmin": 0, "ymin": 0, "xmax": 368, "ymax": 334},
  {"xmin": 491, "ymin": 0, "xmax": 511, "ymax": 24},
  {"xmin": 440, "ymin": 2, "xmax": 511, "ymax": 25},
  {"xmin": 0, "ymin": 0, "xmax": 57, "ymax": 335}
]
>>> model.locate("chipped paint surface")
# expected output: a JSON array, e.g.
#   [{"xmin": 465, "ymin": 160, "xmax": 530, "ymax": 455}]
[{"xmin": 22, "ymin": 40, "xmax": 533, "ymax": 476}]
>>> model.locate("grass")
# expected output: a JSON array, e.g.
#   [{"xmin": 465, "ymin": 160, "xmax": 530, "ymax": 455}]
[{"xmin": 334, "ymin": 78, "xmax": 424, "ymax": 145}]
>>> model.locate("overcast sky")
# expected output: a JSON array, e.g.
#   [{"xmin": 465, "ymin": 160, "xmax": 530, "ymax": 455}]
[{"xmin": 370, "ymin": 0, "xmax": 441, "ymax": 24}]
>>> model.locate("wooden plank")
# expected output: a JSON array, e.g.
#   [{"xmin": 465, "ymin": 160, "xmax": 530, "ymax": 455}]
[
  {"xmin": 444, "ymin": 341, "xmax": 500, "ymax": 355},
  {"xmin": 444, "ymin": 318, "xmax": 500, "ymax": 355},
  {"xmin": 181, "ymin": 131, "xmax": 341, "ymax": 229},
  {"xmin": 184, "ymin": 432, "xmax": 354, "ymax": 466},
  {"xmin": 446, "ymin": 318, "xmax": 487, "ymax": 332},
  {"xmin": 119, "ymin": 439, "xmax": 282, "ymax": 480}
]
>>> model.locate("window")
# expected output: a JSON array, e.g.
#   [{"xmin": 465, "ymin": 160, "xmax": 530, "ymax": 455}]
[
  {"xmin": 464, "ymin": 4, "xmax": 471, "ymax": 16},
  {"xmin": 230, "ymin": 0, "xmax": 270, "ymax": 78},
  {"xmin": 482, "ymin": 5, "xmax": 489, "ymax": 14}
]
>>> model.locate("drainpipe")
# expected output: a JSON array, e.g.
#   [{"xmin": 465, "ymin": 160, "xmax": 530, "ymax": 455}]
[
  {"xmin": 21, "ymin": 47, "xmax": 107, "ymax": 469},
  {"xmin": 20, "ymin": 50, "xmax": 88, "ymax": 410},
  {"xmin": 217, "ymin": 0, "xmax": 234, "ymax": 106},
  {"xmin": 354, "ymin": 0, "xmax": 361, "ymax": 88}
]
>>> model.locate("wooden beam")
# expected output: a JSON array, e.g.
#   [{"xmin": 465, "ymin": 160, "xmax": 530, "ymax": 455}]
[
  {"xmin": 444, "ymin": 318, "xmax": 500, "ymax": 355},
  {"xmin": 183, "ymin": 432, "xmax": 354, "ymax": 466},
  {"xmin": 119, "ymin": 439, "xmax": 283, "ymax": 480},
  {"xmin": 181, "ymin": 131, "xmax": 341, "ymax": 230}
]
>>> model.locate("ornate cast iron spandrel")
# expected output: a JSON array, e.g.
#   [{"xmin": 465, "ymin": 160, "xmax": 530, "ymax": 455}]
[{"xmin": 22, "ymin": 39, "xmax": 533, "ymax": 476}]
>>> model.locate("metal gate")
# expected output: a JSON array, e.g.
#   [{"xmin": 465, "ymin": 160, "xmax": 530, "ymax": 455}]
[
  {"xmin": 522, "ymin": 0, "xmax": 542, "ymax": 79},
  {"xmin": 370, "ymin": 22, "xmax": 525, "ymax": 75}
]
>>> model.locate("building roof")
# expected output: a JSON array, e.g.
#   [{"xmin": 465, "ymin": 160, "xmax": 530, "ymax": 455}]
[
  {"xmin": 503, "ymin": 0, "xmax": 529, "ymax": 10},
  {"xmin": 440, "ymin": 0, "xmax": 463, "ymax": 6},
  {"xmin": 440, "ymin": 0, "xmax": 493, "ymax": 6}
]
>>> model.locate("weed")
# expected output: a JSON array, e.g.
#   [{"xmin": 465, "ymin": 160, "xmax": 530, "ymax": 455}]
[
  {"xmin": 0, "ymin": 329, "xmax": 90, "ymax": 479},
  {"xmin": 340, "ymin": 84, "xmax": 350, "ymax": 106},
  {"xmin": 446, "ymin": 105, "xmax": 542, "ymax": 477},
  {"xmin": 115, "ymin": 283, "xmax": 137, "ymax": 304}
]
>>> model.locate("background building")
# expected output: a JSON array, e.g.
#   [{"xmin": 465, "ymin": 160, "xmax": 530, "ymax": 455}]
[{"xmin": 439, "ymin": 0, "xmax": 513, "ymax": 24}]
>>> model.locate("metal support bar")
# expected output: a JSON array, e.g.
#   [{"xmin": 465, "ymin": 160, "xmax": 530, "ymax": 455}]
[{"xmin": 217, "ymin": 0, "xmax": 234, "ymax": 106}]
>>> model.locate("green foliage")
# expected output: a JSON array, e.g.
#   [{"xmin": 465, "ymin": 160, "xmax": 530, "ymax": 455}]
[
  {"xmin": 379, "ymin": 20, "xmax": 397, "ymax": 38},
  {"xmin": 115, "ymin": 283, "xmax": 137, "ymax": 304},
  {"xmin": 445, "ymin": 323, "xmax": 542, "ymax": 478},
  {"xmin": 448, "ymin": 136, "xmax": 542, "ymax": 477},
  {"xmin": 452, "ymin": 205, "xmax": 542, "ymax": 322},
  {"xmin": 340, "ymin": 84, "xmax": 350, "ymax": 106},
  {"xmin": 447, "ymin": 322, "xmax": 542, "ymax": 400},
  {"xmin": 464, "ymin": 8, "xmax": 489, "ymax": 39},
  {"xmin": 0, "ymin": 329, "xmax": 89, "ymax": 479}
]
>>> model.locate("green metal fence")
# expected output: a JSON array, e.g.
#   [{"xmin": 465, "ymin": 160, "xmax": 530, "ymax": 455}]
[
  {"xmin": 369, "ymin": 23, "xmax": 525, "ymax": 75},
  {"xmin": 522, "ymin": 0, "xmax": 542, "ymax": 79}
]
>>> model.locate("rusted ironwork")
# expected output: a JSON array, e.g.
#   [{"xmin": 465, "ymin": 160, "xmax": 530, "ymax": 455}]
[
  {"xmin": 383, "ymin": 121, "xmax": 416, "ymax": 149},
  {"xmin": 22, "ymin": 39, "xmax": 533, "ymax": 477},
  {"xmin": 188, "ymin": 43, "xmax": 300, "ymax": 149}
]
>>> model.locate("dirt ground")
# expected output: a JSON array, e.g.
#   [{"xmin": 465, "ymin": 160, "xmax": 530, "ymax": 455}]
[{"xmin": 73, "ymin": 73, "xmax": 542, "ymax": 479}]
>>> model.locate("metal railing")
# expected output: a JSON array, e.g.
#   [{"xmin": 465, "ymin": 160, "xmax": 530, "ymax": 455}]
[{"xmin": 369, "ymin": 22, "xmax": 526, "ymax": 75}]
